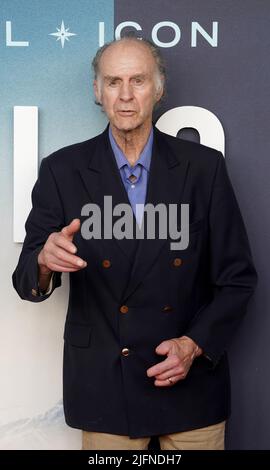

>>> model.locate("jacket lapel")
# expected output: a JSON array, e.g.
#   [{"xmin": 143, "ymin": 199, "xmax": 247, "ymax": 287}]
[
  {"xmin": 122, "ymin": 127, "xmax": 190, "ymax": 302},
  {"xmin": 78, "ymin": 126, "xmax": 138, "ymax": 262}
]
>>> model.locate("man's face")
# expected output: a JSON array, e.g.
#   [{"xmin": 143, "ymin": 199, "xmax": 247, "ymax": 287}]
[{"xmin": 93, "ymin": 41, "xmax": 163, "ymax": 132}]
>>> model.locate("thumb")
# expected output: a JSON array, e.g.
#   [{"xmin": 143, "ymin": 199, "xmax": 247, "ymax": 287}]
[
  {"xmin": 61, "ymin": 218, "xmax": 81, "ymax": 240},
  {"xmin": 155, "ymin": 341, "xmax": 171, "ymax": 356}
]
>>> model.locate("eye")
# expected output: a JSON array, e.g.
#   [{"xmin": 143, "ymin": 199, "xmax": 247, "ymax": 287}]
[
  {"xmin": 132, "ymin": 77, "xmax": 144, "ymax": 85},
  {"xmin": 108, "ymin": 79, "xmax": 120, "ymax": 87}
]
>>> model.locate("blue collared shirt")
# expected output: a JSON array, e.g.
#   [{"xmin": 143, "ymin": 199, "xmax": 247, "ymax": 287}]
[{"xmin": 109, "ymin": 125, "xmax": 153, "ymax": 225}]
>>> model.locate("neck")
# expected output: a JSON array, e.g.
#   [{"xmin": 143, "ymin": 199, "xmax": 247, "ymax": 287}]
[{"xmin": 110, "ymin": 121, "xmax": 152, "ymax": 166}]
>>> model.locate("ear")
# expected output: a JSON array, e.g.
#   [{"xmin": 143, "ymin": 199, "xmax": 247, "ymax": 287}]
[
  {"xmin": 154, "ymin": 87, "xmax": 163, "ymax": 105},
  {"xmin": 93, "ymin": 79, "xmax": 102, "ymax": 105},
  {"xmin": 156, "ymin": 87, "xmax": 163, "ymax": 101},
  {"xmin": 154, "ymin": 77, "xmax": 164, "ymax": 103}
]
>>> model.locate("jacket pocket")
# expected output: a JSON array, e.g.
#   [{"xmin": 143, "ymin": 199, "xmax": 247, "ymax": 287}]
[{"xmin": 63, "ymin": 322, "xmax": 92, "ymax": 347}]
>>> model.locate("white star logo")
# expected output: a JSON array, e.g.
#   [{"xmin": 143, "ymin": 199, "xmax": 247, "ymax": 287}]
[{"xmin": 49, "ymin": 20, "xmax": 76, "ymax": 49}]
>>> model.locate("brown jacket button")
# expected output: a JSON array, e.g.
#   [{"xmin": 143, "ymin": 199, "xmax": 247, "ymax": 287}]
[
  {"xmin": 162, "ymin": 305, "xmax": 173, "ymax": 312},
  {"xmin": 173, "ymin": 258, "xmax": 182, "ymax": 267},
  {"xmin": 102, "ymin": 259, "xmax": 111, "ymax": 268},
  {"xmin": 121, "ymin": 347, "xmax": 130, "ymax": 356},
  {"xmin": 119, "ymin": 305, "xmax": 129, "ymax": 314}
]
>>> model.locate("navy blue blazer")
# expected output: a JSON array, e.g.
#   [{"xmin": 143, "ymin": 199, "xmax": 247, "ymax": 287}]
[{"xmin": 12, "ymin": 126, "xmax": 257, "ymax": 437}]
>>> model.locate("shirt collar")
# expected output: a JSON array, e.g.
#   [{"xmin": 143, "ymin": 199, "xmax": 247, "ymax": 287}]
[{"xmin": 109, "ymin": 125, "xmax": 153, "ymax": 171}]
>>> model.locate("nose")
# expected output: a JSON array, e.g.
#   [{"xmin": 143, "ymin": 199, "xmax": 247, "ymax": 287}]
[{"xmin": 119, "ymin": 82, "xmax": 134, "ymax": 102}]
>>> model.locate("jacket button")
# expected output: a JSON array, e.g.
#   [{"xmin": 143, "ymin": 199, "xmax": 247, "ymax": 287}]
[
  {"xmin": 31, "ymin": 288, "xmax": 38, "ymax": 296},
  {"xmin": 102, "ymin": 259, "xmax": 111, "ymax": 268},
  {"xmin": 121, "ymin": 347, "xmax": 130, "ymax": 356},
  {"xmin": 162, "ymin": 305, "xmax": 173, "ymax": 312},
  {"xmin": 119, "ymin": 305, "xmax": 129, "ymax": 314},
  {"xmin": 173, "ymin": 257, "xmax": 182, "ymax": 267}
]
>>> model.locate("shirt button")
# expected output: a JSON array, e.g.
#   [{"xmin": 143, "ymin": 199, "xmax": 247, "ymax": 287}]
[
  {"xmin": 131, "ymin": 185, "xmax": 135, "ymax": 189},
  {"xmin": 119, "ymin": 305, "xmax": 129, "ymax": 314},
  {"xmin": 173, "ymin": 258, "xmax": 183, "ymax": 267},
  {"xmin": 121, "ymin": 348, "xmax": 130, "ymax": 356},
  {"xmin": 102, "ymin": 259, "xmax": 111, "ymax": 268}
]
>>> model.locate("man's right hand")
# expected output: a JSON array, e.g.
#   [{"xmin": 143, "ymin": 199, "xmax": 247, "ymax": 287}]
[{"xmin": 38, "ymin": 218, "xmax": 87, "ymax": 275}]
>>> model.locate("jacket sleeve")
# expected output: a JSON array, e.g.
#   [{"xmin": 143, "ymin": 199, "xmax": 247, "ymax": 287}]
[
  {"xmin": 12, "ymin": 156, "xmax": 65, "ymax": 302},
  {"xmin": 185, "ymin": 152, "xmax": 258, "ymax": 367}
]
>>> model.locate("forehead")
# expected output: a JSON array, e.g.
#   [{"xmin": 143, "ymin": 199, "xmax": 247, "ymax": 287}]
[{"xmin": 98, "ymin": 41, "xmax": 156, "ymax": 77}]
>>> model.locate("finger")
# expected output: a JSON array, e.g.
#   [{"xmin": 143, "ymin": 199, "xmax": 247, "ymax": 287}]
[
  {"xmin": 49, "ymin": 263, "xmax": 82, "ymax": 273},
  {"xmin": 154, "ymin": 366, "xmax": 184, "ymax": 381},
  {"xmin": 155, "ymin": 341, "xmax": 171, "ymax": 356},
  {"xmin": 51, "ymin": 246, "xmax": 87, "ymax": 268},
  {"xmin": 154, "ymin": 374, "xmax": 184, "ymax": 387},
  {"xmin": 48, "ymin": 257, "xmax": 82, "ymax": 269},
  {"xmin": 147, "ymin": 356, "xmax": 178, "ymax": 377},
  {"xmin": 55, "ymin": 235, "xmax": 77, "ymax": 254},
  {"xmin": 61, "ymin": 218, "xmax": 81, "ymax": 240}
]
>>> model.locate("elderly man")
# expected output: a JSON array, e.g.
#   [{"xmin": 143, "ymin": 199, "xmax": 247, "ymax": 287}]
[{"xmin": 12, "ymin": 37, "xmax": 257, "ymax": 450}]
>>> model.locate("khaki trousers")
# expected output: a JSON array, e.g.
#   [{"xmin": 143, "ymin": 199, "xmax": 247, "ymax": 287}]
[{"xmin": 82, "ymin": 421, "xmax": 225, "ymax": 450}]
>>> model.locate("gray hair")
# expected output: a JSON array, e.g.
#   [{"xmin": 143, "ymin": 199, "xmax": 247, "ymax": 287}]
[{"xmin": 92, "ymin": 36, "xmax": 166, "ymax": 106}]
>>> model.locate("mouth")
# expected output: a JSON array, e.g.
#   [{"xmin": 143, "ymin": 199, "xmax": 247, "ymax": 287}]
[{"xmin": 117, "ymin": 110, "xmax": 136, "ymax": 116}]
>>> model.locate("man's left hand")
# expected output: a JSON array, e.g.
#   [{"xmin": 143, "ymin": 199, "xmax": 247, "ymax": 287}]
[{"xmin": 146, "ymin": 336, "xmax": 202, "ymax": 387}]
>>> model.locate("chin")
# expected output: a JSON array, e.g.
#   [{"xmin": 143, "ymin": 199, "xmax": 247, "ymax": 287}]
[
  {"xmin": 113, "ymin": 118, "xmax": 145, "ymax": 133},
  {"xmin": 113, "ymin": 121, "xmax": 138, "ymax": 133}
]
